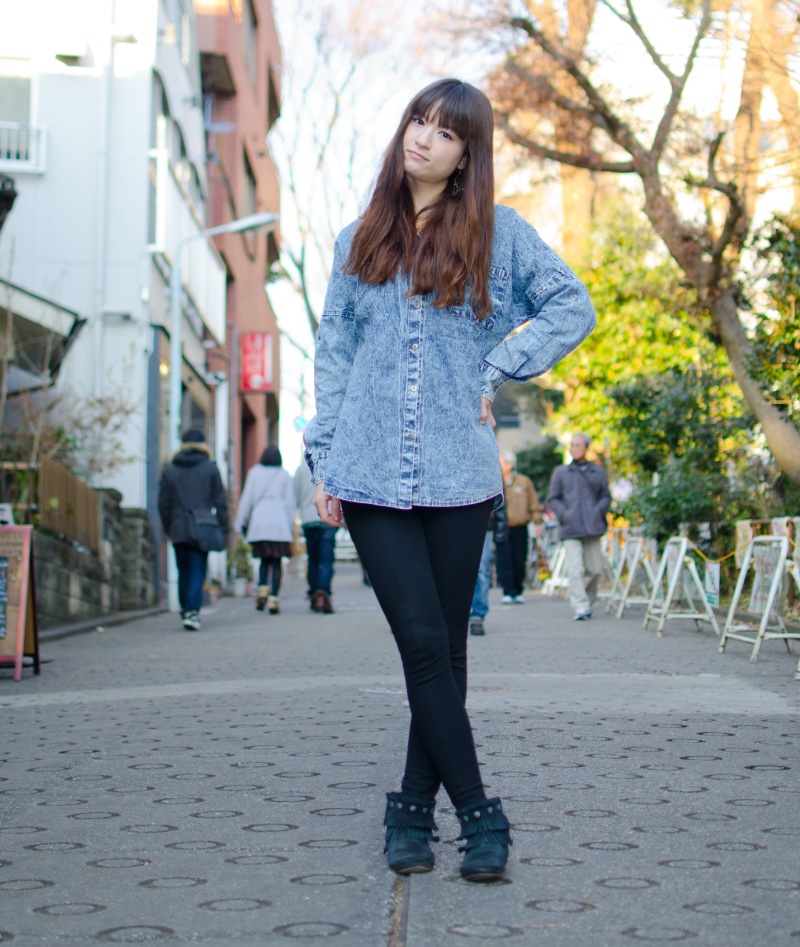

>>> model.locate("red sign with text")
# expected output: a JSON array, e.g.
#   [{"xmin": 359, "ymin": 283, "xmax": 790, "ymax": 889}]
[{"xmin": 240, "ymin": 332, "xmax": 273, "ymax": 392}]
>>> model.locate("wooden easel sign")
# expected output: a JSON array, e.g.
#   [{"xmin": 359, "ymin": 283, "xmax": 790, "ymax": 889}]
[{"xmin": 0, "ymin": 526, "xmax": 40, "ymax": 682}]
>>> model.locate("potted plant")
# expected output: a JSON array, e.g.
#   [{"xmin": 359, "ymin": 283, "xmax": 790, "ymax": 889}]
[
  {"xmin": 205, "ymin": 577, "xmax": 223, "ymax": 606},
  {"xmin": 230, "ymin": 539, "xmax": 253, "ymax": 597}
]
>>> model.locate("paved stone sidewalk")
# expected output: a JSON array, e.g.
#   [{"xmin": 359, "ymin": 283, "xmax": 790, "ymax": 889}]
[{"xmin": 1, "ymin": 563, "xmax": 799, "ymax": 946}]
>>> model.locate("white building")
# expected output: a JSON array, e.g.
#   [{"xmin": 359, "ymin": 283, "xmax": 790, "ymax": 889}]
[{"xmin": 0, "ymin": 0, "xmax": 228, "ymax": 521}]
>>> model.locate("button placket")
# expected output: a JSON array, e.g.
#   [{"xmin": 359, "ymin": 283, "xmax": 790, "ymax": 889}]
[
  {"xmin": 399, "ymin": 299, "xmax": 423, "ymax": 505},
  {"xmin": 409, "ymin": 303, "xmax": 425, "ymax": 505}
]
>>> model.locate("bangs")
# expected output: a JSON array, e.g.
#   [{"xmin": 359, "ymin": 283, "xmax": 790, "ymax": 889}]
[{"xmin": 408, "ymin": 80, "xmax": 481, "ymax": 142}]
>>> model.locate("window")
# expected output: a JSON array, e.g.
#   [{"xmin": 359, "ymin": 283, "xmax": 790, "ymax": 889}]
[
  {"xmin": 0, "ymin": 59, "xmax": 44, "ymax": 173},
  {"xmin": 0, "ymin": 58, "xmax": 32, "ymax": 123},
  {"xmin": 243, "ymin": 0, "xmax": 258, "ymax": 86},
  {"xmin": 0, "ymin": 74, "xmax": 30, "ymax": 123},
  {"xmin": 240, "ymin": 148, "xmax": 257, "ymax": 257},
  {"xmin": 242, "ymin": 148, "xmax": 256, "ymax": 217},
  {"xmin": 266, "ymin": 66, "xmax": 280, "ymax": 130}
]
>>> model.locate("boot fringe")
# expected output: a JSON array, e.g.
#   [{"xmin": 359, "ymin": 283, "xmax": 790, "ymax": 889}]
[
  {"xmin": 456, "ymin": 798, "xmax": 512, "ymax": 853},
  {"xmin": 383, "ymin": 793, "xmax": 439, "ymax": 846}
]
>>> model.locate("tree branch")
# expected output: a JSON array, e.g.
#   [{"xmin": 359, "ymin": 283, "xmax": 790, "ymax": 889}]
[
  {"xmin": 281, "ymin": 247, "xmax": 320, "ymax": 339},
  {"xmin": 685, "ymin": 132, "xmax": 747, "ymax": 290},
  {"xmin": 599, "ymin": 0, "xmax": 679, "ymax": 87},
  {"xmin": 499, "ymin": 114, "xmax": 636, "ymax": 172},
  {"xmin": 651, "ymin": 0, "xmax": 713, "ymax": 159},
  {"xmin": 509, "ymin": 15, "xmax": 644, "ymax": 158},
  {"xmin": 506, "ymin": 61, "xmax": 612, "ymax": 132}
]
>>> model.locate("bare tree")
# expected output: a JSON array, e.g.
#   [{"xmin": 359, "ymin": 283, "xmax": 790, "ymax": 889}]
[
  {"xmin": 269, "ymin": 0, "xmax": 405, "ymax": 338},
  {"xmin": 472, "ymin": 0, "xmax": 800, "ymax": 483}
]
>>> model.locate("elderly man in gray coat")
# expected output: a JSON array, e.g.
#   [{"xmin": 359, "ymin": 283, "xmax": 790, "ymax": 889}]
[{"xmin": 546, "ymin": 433, "xmax": 611, "ymax": 620}]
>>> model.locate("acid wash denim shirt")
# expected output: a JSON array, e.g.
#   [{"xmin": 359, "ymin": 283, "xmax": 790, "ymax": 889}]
[{"xmin": 303, "ymin": 204, "xmax": 596, "ymax": 510}]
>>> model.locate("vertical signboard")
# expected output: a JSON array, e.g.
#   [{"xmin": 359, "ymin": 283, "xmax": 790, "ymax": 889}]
[
  {"xmin": 750, "ymin": 541, "xmax": 783, "ymax": 614},
  {"xmin": 0, "ymin": 557, "xmax": 7, "ymax": 639},
  {"xmin": 0, "ymin": 526, "xmax": 40, "ymax": 681},
  {"xmin": 705, "ymin": 561, "xmax": 720, "ymax": 607},
  {"xmin": 240, "ymin": 332, "xmax": 273, "ymax": 392}
]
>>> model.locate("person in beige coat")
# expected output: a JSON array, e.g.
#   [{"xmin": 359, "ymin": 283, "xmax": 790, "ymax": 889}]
[{"xmin": 496, "ymin": 450, "xmax": 542, "ymax": 603}]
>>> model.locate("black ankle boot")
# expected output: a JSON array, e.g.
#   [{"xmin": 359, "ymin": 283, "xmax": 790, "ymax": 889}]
[
  {"xmin": 455, "ymin": 797, "xmax": 512, "ymax": 882},
  {"xmin": 383, "ymin": 792, "xmax": 438, "ymax": 875}
]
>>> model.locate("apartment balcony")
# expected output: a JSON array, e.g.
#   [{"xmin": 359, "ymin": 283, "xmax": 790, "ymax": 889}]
[
  {"xmin": 0, "ymin": 123, "xmax": 47, "ymax": 174},
  {"xmin": 148, "ymin": 148, "xmax": 226, "ymax": 343}
]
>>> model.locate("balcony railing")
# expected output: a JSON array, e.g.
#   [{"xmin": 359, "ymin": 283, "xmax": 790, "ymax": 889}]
[
  {"xmin": 147, "ymin": 147, "xmax": 226, "ymax": 343},
  {"xmin": 0, "ymin": 123, "xmax": 47, "ymax": 174}
]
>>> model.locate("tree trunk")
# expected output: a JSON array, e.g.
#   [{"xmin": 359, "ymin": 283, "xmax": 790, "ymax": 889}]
[
  {"xmin": 559, "ymin": 163, "xmax": 594, "ymax": 266},
  {"xmin": 709, "ymin": 287, "xmax": 800, "ymax": 484},
  {"xmin": 640, "ymin": 169, "xmax": 800, "ymax": 485},
  {"xmin": 757, "ymin": 0, "xmax": 800, "ymax": 208},
  {"xmin": 734, "ymin": 2, "xmax": 766, "ymax": 221},
  {"xmin": 558, "ymin": 0, "xmax": 596, "ymax": 267}
]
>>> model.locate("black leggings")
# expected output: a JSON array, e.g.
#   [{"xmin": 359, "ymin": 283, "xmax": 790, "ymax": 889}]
[
  {"xmin": 258, "ymin": 557, "xmax": 282, "ymax": 595},
  {"xmin": 342, "ymin": 499, "xmax": 493, "ymax": 810}
]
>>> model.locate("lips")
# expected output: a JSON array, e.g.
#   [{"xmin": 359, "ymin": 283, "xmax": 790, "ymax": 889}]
[{"xmin": 407, "ymin": 150, "xmax": 428, "ymax": 162}]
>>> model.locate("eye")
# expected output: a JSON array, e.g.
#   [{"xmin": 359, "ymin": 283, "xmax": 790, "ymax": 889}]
[
  {"xmin": 411, "ymin": 116, "xmax": 424, "ymax": 127},
  {"xmin": 440, "ymin": 130, "xmax": 453, "ymax": 140}
]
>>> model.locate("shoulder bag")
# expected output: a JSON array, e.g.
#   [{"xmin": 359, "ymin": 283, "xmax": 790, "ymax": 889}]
[{"xmin": 174, "ymin": 471, "xmax": 226, "ymax": 553}]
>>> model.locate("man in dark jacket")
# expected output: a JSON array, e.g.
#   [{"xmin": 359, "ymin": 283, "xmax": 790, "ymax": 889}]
[
  {"xmin": 158, "ymin": 429, "xmax": 229, "ymax": 630},
  {"xmin": 546, "ymin": 433, "xmax": 610, "ymax": 621}
]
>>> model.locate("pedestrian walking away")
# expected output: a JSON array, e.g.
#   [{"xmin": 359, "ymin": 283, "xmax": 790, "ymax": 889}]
[
  {"xmin": 294, "ymin": 460, "xmax": 338, "ymax": 614},
  {"xmin": 469, "ymin": 494, "xmax": 507, "ymax": 637},
  {"xmin": 158, "ymin": 428, "xmax": 229, "ymax": 631},
  {"xmin": 304, "ymin": 78, "xmax": 596, "ymax": 882},
  {"xmin": 496, "ymin": 450, "xmax": 542, "ymax": 603},
  {"xmin": 546, "ymin": 433, "xmax": 611, "ymax": 620},
  {"xmin": 234, "ymin": 445, "xmax": 294, "ymax": 615}
]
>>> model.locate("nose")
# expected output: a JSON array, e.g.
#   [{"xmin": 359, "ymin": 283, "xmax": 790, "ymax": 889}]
[{"xmin": 415, "ymin": 126, "xmax": 433, "ymax": 149}]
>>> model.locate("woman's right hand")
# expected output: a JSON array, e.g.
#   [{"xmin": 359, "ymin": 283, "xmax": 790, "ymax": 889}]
[
  {"xmin": 314, "ymin": 482, "xmax": 344, "ymax": 527},
  {"xmin": 480, "ymin": 396, "xmax": 496, "ymax": 428}
]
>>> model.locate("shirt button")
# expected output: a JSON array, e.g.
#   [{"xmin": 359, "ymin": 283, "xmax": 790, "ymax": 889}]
[
  {"xmin": 411, "ymin": 343, "xmax": 419, "ymax": 350},
  {"xmin": 410, "ymin": 385, "xmax": 418, "ymax": 392},
  {"xmin": 412, "ymin": 301, "xmax": 420, "ymax": 309},
  {"xmin": 407, "ymin": 433, "xmax": 413, "ymax": 440}
]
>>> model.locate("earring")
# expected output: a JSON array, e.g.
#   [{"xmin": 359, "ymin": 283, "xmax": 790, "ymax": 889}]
[{"xmin": 451, "ymin": 166, "xmax": 464, "ymax": 197}]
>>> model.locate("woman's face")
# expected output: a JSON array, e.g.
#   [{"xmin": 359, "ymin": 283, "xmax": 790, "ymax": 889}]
[{"xmin": 402, "ymin": 109, "xmax": 467, "ymax": 191}]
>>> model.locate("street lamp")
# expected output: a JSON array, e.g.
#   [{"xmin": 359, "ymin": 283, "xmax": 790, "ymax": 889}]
[{"xmin": 167, "ymin": 210, "xmax": 279, "ymax": 610}]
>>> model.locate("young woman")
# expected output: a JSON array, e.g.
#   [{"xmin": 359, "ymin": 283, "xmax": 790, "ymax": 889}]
[
  {"xmin": 304, "ymin": 79, "xmax": 596, "ymax": 882},
  {"xmin": 234, "ymin": 445, "xmax": 295, "ymax": 614}
]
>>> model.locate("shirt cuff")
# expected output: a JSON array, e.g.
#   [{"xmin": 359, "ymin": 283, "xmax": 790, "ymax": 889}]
[
  {"xmin": 305, "ymin": 448, "xmax": 329, "ymax": 486},
  {"xmin": 480, "ymin": 362, "xmax": 510, "ymax": 402}
]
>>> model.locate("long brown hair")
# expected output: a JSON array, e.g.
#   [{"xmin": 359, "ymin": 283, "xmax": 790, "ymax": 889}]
[{"xmin": 346, "ymin": 79, "xmax": 495, "ymax": 318}]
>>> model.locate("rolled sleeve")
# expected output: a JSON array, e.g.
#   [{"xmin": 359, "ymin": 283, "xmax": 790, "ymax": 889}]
[
  {"xmin": 479, "ymin": 363, "xmax": 510, "ymax": 402},
  {"xmin": 481, "ymin": 212, "xmax": 596, "ymax": 385}
]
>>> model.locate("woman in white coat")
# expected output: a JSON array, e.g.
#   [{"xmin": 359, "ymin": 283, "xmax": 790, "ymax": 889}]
[{"xmin": 234, "ymin": 444, "xmax": 295, "ymax": 614}]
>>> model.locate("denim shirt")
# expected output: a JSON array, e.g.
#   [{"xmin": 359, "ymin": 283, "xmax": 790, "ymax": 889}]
[{"xmin": 304, "ymin": 204, "xmax": 596, "ymax": 510}]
